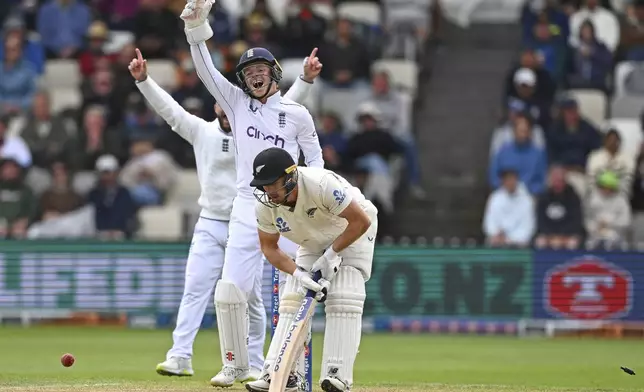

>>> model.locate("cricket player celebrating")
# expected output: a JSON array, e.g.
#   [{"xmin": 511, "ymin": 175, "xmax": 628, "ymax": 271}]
[
  {"xmin": 247, "ymin": 147, "xmax": 378, "ymax": 392},
  {"xmin": 180, "ymin": 0, "xmax": 325, "ymax": 386},
  {"xmin": 127, "ymin": 47, "xmax": 321, "ymax": 379}
]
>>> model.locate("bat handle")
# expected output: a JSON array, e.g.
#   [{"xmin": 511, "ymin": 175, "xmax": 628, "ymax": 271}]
[{"xmin": 305, "ymin": 270, "xmax": 326, "ymax": 301}]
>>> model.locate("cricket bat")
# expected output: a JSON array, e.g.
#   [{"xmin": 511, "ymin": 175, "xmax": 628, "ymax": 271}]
[{"xmin": 269, "ymin": 271, "xmax": 325, "ymax": 392}]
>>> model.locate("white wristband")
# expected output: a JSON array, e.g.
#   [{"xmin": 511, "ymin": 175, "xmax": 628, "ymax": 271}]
[
  {"xmin": 293, "ymin": 268, "xmax": 307, "ymax": 279},
  {"xmin": 324, "ymin": 247, "xmax": 338, "ymax": 260}
]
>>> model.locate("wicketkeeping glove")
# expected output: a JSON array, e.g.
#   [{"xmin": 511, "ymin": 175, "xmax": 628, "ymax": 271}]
[
  {"xmin": 311, "ymin": 248, "xmax": 341, "ymax": 282},
  {"xmin": 181, "ymin": 0, "xmax": 214, "ymax": 44}
]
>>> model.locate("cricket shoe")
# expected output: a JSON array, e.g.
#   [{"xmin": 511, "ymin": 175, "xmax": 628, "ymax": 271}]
[
  {"xmin": 245, "ymin": 373, "xmax": 299, "ymax": 392},
  {"xmin": 321, "ymin": 376, "xmax": 349, "ymax": 392},
  {"xmin": 210, "ymin": 365, "xmax": 257, "ymax": 387},
  {"xmin": 156, "ymin": 357, "xmax": 194, "ymax": 376}
]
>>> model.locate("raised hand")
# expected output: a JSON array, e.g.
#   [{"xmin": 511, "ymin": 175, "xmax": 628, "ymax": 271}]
[
  {"xmin": 128, "ymin": 48, "xmax": 148, "ymax": 82},
  {"xmin": 180, "ymin": 0, "xmax": 215, "ymax": 29},
  {"xmin": 303, "ymin": 47, "xmax": 323, "ymax": 82}
]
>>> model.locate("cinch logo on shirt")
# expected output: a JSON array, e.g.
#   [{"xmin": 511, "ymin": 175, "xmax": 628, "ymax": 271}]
[
  {"xmin": 247, "ymin": 126, "xmax": 285, "ymax": 148},
  {"xmin": 275, "ymin": 217, "xmax": 291, "ymax": 233}
]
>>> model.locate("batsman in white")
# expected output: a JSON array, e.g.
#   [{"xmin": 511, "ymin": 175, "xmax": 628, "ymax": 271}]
[
  {"xmin": 246, "ymin": 147, "xmax": 378, "ymax": 392},
  {"xmin": 180, "ymin": 0, "xmax": 325, "ymax": 387},
  {"xmin": 126, "ymin": 47, "xmax": 321, "ymax": 378}
]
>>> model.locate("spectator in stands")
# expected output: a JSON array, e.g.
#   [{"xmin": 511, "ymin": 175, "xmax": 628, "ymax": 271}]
[
  {"xmin": 0, "ymin": 34, "xmax": 37, "ymax": 114},
  {"xmin": 119, "ymin": 136, "xmax": 178, "ymax": 206},
  {"xmin": 0, "ymin": 157, "xmax": 36, "ymax": 239},
  {"xmin": 78, "ymin": 21, "xmax": 117, "ymax": 78},
  {"xmin": 586, "ymin": 128, "xmax": 635, "ymax": 196},
  {"xmin": 241, "ymin": 0, "xmax": 280, "ymax": 44},
  {"xmin": 366, "ymin": 70, "xmax": 426, "ymax": 199},
  {"xmin": 110, "ymin": 43, "xmax": 139, "ymax": 103},
  {"xmin": 243, "ymin": 14, "xmax": 283, "ymax": 59},
  {"xmin": 283, "ymin": 0, "xmax": 327, "ymax": 58},
  {"xmin": 37, "ymin": 0, "xmax": 91, "ymax": 59},
  {"xmin": 172, "ymin": 57, "xmax": 215, "ymax": 121},
  {"xmin": 505, "ymin": 49, "xmax": 556, "ymax": 106},
  {"xmin": 546, "ymin": 97, "xmax": 601, "ymax": 195},
  {"xmin": 569, "ymin": 0, "xmax": 620, "ymax": 52},
  {"xmin": 585, "ymin": 170, "xmax": 632, "ymax": 245},
  {"xmin": 630, "ymin": 142, "xmax": 644, "ymax": 242},
  {"xmin": 209, "ymin": 1, "xmax": 236, "ymax": 45},
  {"xmin": 123, "ymin": 92, "xmax": 164, "ymax": 141},
  {"xmin": 92, "ymin": 0, "xmax": 140, "ymax": 30},
  {"xmin": 619, "ymin": 0, "xmax": 644, "ymax": 60},
  {"xmin": 20, "ymin": 91, "xmax": 77, "ymax": 169},
  {"xmin": 566, "ymin": 20, "xmax": 612, "ymax": 90},
  {"xmin": 490, "ymin": 103, "xmax": 545, "ymax": 157},
  {"xmin": 38, "ymin": 160, "xmax": 83, "ymax": 221},
  {"xmin": 317, "ymin": 112, "xmax": 347, "ymax": 172},
  {"xmin": 345, "ymin": 102, "xmax": 404, "ymax": 214},
  {"xmin": 133, "ymin": 0, "xmax": 180, "ymax": 59},
  {"xmin": 0, "ymin": 16, "xmax": 45, "ymax": 74},
  {"xmin": 535, "ymin": 165, "xmax": 584, "ymax": 249},
  {"xmin": 506, "ymin": 68, "xmax": 553, "ymax": 129},
  {"xmin": 320, "ymin": 17, "xmax": 371, "ymax": 88},
  {"xmin": 0, "ymin": 116, "xmax": 31, "ymax": 169},
  {"xmin": 87, "ymin": 154, "xmax": 136, "ymax": 239},
  {"xmin": 71, "ymin": 105, "xmax": 122, "ymax": 171},
  {"xmin": 81, "ymin": 68, "xmax": 123, "ymax": 126},
  {"xmin": 483, "ymin": 169, "xmax": 536, "ymax": 247},
  {"xmin": 489, "ymin": 114, "xmax": 548, "ymax": 195},
  {"xmin": 526, "ymin": 11, "xmax": 568, "ymax": 83},
  {"xmin": 521, "ymin": 0, "xmax": 570, "ymax": 44}
]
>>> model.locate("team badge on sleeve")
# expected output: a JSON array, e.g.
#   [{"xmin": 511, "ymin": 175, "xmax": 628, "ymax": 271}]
[
  {"xmin": 333, "ymin": 190, "xmax": 346, "ymax": 205},
  {"xmin": 275, "ymin": 217, "xmax": 291, "ymax": 233}
]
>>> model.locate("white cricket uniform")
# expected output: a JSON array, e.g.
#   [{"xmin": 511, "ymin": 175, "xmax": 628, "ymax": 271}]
[
  {"xmin": 136, "ymin": 75, "xmax": 314, "ymax": 370},
  {"xmin": 255, "ymin": 167, "xmax": 378, "ymax": 389},
  {"xmin": 190, "ymin": 41, "xmax": 323, "ymax": 370}
]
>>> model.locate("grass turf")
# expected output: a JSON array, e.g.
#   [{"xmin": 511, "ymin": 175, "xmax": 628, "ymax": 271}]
[{"xmin": 0, "ymin": 326, "xmax": 643, "ymax": 391}]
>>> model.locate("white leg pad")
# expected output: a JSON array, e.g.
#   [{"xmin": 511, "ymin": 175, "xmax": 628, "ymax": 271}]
[
  {"xmin": 321, "ymin": 266, "xmax": 366, "ymax": 388},
  {"xmin": 262, "ymin": 274, "xmax": 303, "ymax": 377},
  {"xmin": 214, "ymin": 280, "xmax": 249, "ymax": 369}
]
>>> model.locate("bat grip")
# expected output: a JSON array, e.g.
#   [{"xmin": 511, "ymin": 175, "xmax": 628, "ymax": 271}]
[{"xmin": 305, "ymin": 270, "xmax": 324, "ymax": 299}]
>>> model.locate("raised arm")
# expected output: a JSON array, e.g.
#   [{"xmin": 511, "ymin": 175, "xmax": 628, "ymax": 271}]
[
  {"xmin": 181, "ymin": 0, "xmax": 244, "ymax": 117},
  {"xmin": 130, "ymin": 48, "xmax": 207, "ymax": 145},
  {"xmin": 296, "ymin": 111, "xmax": 324, "ymax": 168},
  {"xmin": 284, "ymin": 48, "xmax": 323, "ymax": 103}
]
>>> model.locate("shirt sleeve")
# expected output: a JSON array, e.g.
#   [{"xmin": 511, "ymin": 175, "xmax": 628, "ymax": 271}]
[
  {"xmin": 190, "ymin": 41, "xmax": 245, "ymax": 122},
  {"xmin": 319, "ymin": 173, "xmax": 353, "ymax": 215},
  {"xmin": 296, "ymin": 109, "xmax": 324, "ymax": 168},
  {"xmin": 255, "ymin": 202, "xmax": 278, "ymax": 234},
  {"xmin": 283, "ymin": 76, "xmax": 313, "ymax": 104},
  {"xmin": 136, "ymin": 77, "xmax": 208, "ymax": 145}
]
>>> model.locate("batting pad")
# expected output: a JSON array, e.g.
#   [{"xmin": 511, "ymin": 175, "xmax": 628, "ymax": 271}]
[
  {"xmin": 214, "ymin": 280, "xmax": 249, "ymax": 369},
  {"xmin": 263, "ymin": 275, "xmax": 303, "ymax": 377},
  {"xmin": 321, "ymin": 266, "xmax": 366, "ymax": 388}
]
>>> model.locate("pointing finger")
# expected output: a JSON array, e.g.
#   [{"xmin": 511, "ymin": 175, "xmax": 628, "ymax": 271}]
[
  {"xmin": 136, "ymin": 48, "xmax": 143, "ymax": 62},
  {"xmin": 310, "ymin": 47, "xmax": 318, "ymax": 59}
]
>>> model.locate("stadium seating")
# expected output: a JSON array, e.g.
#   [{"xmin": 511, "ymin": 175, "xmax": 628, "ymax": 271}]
[
  {"xmin": 44, "ymin": 60, "xmax": 81, "ymax": 89},
  {"xmin": 145, "ymin": 60, "xmax": 178, "ymax": 90},
  {"xmin": 165, "ymin": 169, "xmax": 202, "ymax": 207},
  {"xmin": 138, "ymin": 205, "xmax": 184, "ymax": 239},
  {"xmin": 567, "ymin": 89, "xmax": 606, "ymax": 128},
  {"xmin": 337, "ymin": 2, "xmax": 381, "ymax": 26},
  {"xmin": 372, "ymin": 59, "xmax": 419, "ymax": 96},
  {"xmin": 50, "ymin": 87, "xmax": 82, "ymax": 114},
  {"xmin": 610, "ymin": 95, "xmax": 644, "ymax": 119}
]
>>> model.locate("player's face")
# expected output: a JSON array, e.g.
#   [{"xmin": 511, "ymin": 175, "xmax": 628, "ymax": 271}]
[
  {"xmin": 242, "ymin": 63, "xmax": 272, "ymax": 97},
  {"xmin": 263, "ymin": 177, "xmax": 288, "ymax": 205}
]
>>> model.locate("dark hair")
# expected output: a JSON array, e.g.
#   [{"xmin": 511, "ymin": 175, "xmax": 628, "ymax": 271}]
[
  {"xmin": 580, "ymin": 19, "xmax": 597, "ymax": 39},
  {"xmin": 499, "ymin": 168, "xmax": 519, "ymax": 178}
]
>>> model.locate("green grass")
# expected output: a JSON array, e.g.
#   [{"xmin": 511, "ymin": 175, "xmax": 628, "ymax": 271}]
[{"xmin": 0, "ymin": 326, "xmax": 643, "ymax": 391}]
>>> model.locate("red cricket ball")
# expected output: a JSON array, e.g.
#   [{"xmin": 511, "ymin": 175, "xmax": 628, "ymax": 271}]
[{"xmin": 61, "ymin": 353, "xmax": 75, "ymax": 367}]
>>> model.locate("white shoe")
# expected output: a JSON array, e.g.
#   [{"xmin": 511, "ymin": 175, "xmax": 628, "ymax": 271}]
[
  {"xmin": 247, "ymin": 368, "xmax": 262, "ymax": 382},
  {"xmin": 321, "ymin": 376, "xmax": 349, "ymax": 392},
  {"xmin": 210, "ymin": 365, "xmax": 254, "ymax": 387},
  {"xmin": 245, "ymin": 373, "xmax": 299, "ymax": 392},
  {"xmin": 156, "ymin": 357, "xmax": 194, "ymax": 376}
]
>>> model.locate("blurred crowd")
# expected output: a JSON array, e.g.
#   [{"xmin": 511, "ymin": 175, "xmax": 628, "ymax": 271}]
[
  {"xmin": 484, "ymin": 0, "xmax": 644, "ymax": 248},
  {"xmin": 0, "ymin": 0, "xmax": 434, "ymax": 240}
]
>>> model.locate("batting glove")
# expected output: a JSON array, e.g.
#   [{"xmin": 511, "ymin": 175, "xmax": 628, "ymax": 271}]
[
  {"xmin": 311, "ymin": 248, "xmax": 341, "ymax": 282},
  {"xmin": 293, "ymin": 267, "xmax": 326, "ymax": 301},
  {"xmin": 181, "ymin": 0, "xmax": 214, "ymax": 44}
]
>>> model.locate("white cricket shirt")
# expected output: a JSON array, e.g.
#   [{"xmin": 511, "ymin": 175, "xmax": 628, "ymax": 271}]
[
  {"xmin": 255, "ymin": 167, "xmax": 375, "ymax": 253},
  {"xmin": 191, "ymin": 43, "xmax": 324, "ymax": 201}
]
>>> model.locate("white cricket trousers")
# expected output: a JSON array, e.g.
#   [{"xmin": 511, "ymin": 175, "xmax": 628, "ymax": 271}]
[{"xmin": 166, "ymin": 216, "xmax": 267, "ymax": 370}]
